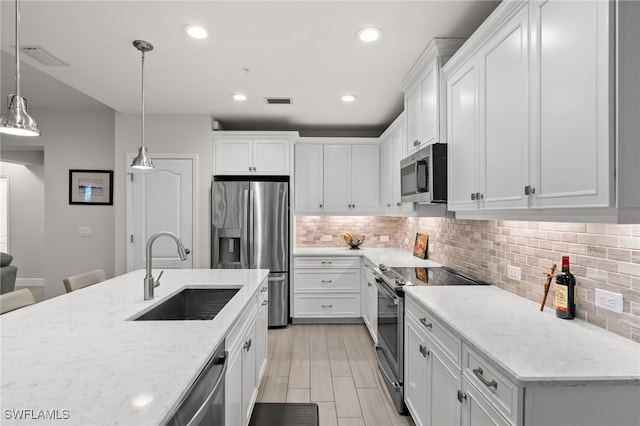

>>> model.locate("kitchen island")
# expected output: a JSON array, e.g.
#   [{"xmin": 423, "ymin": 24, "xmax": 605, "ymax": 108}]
[{"xmin": 0, "ymin": 268, "xmax": 269, "ymax": 425}]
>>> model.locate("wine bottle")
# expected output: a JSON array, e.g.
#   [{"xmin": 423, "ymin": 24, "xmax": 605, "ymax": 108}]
[{"xmin": 555, "ymin": 256, "xmax": 576, "ymax": 319}]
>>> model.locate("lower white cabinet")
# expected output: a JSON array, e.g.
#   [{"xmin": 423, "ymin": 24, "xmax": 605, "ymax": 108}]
[
  {"xmin": 460, "ymin": 375, "xmax": 511, "ymax": 426},
  {"xmin": 225, "ymin": 280, "xmax": 268, "ymax": 426},
  {"xmin": 361, "ymin": 259, "xmax": 378, "ymax": 342},
  {"xmin": 292, "ymin": 256, "xmax": 360, "ymax": 319}
]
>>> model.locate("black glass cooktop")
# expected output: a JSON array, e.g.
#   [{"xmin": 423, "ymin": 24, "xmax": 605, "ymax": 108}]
[{"xmin": 382, "ymin": 266, "xmax": 488, "ymax": 288}]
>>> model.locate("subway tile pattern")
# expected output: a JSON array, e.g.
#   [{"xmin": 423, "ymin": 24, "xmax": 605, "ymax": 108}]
[{"xmin": 296, "ymin": 216, "xmax": 640, "ymax": 342}]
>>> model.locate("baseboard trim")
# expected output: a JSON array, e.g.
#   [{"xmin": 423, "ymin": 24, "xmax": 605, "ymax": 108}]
[
  {"xmin": 292, "ymin": 317, "xmax": 364, "ymax": 324},
  {"xmin": 15, "ymin": 278, "xmax": 45, "ymax": 287}
]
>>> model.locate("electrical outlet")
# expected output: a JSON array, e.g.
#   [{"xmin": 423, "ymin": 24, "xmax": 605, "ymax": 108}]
[
  {"xmin": 506, "ymin": 265, "xmax": 521, "ymax": 281},
  {"xmin": 404, "ymin": 237, "xmax": 409, "ymax": 245},
  {"xmin": 379, "ymin": 235, "xmax": 389, "ymax": 242},
  {"xmin": 428, "ymin": 243, "xmax": 434, "ymax": 253},
  {"xmin": 78, "ymin": 227, "xmax": 92, "ymax": 237},
  {"xmin": 595, "ymin": 289, "xmax": 623, "ymax": 313},
  {"xmin": 322, "ymin": 235, "xmax": 332, "ymax": 242}
]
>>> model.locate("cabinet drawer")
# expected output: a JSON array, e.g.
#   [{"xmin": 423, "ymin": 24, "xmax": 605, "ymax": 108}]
[
  {"xmin": 405, "ymin": 296, "xmax": 461, "ymax": 366},
  {"xmin": 462, "ymin": 346, "xmax": 520, "ymax": 424},
  {"xmin": 294, "ymin": 270, "xmax": 359, "ymax": 292},
  {"xmin": 293, "ymin": 294, "xmax": 360, "ymax": 318},
  {"xmin": 294, "ymin": 257, "xmax": 360, "ymax": 269}
]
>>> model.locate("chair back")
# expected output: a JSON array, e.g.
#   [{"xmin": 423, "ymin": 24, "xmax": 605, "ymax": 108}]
[
  {"xmin": 63, "ymin": 269, "xmax": 107, "ymax": 293},
  {"xmin": 0, "ymin": 288, "xmax": 36, "ymax": 314}
]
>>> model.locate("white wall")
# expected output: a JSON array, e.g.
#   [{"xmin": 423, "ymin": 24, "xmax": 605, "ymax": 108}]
[
  {"xmin": 0, "ymin": 159, "xmax": 45, "ymax": 281},
  {"xmin": 114, "ymin": 113, "xmax": 212, "ymax": 275},
  {"xmin": 1, "ymin": 107, "xmax": 116, "ymax": 299}
]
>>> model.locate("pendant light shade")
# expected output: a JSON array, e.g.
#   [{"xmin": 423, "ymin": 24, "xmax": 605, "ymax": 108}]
[
  {"xmin": 0, "ymin": 0, "xmax": 40, "ymax": 137},
  {"xmin": 131, "ymin": 40, "xmax": 154, "ymax": 170}
]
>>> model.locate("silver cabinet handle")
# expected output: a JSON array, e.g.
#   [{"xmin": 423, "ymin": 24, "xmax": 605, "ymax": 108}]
[
  {"xmin": 319, "ymin": 204, "xmax": 323, "ymax": 208},
  {"xmin": 473, "ymin": 367, "xmax": 498, "ymax": 389},
  {"xmin": 321, "ymin": 304, "xmax": 333, "ymax": 308},
  {"xmin": 413, "ymin": 140, "xmax": 420, "ymax": 147},
  {"xmin": 249, "ymin": 166, "xmax": 252, "ymax": 171},
  {"xmin": 321, "ymin": 280, "xmax": 333, "ymax": 283},
  {"xmin": 262, "ymin": 300, "xmax": 268, "ymax": 306},
  {"xmin": 457, "ymin": 390, "xmax": 467, "ymax": 403},
  {"xmin": 471, "ymin": 193, "xmax": 476, "ymax": 200},
  {"xmin": 367, "ymin": 282, "xmax": 372, "ymax": 287},
  {"xmin": 419, "ymin": 318, "xmax": 433, "ymax": 330},
  {"xmin": 243, "ymin": 339, "xmax": 252, "ymax": 351},
  {"xmin": 419, "ymin": 344, "xmax": 430, "ymax": 358},
  {"xmin": 396, "ymin": 202, "xmax": 401, "ymax": 207},
  {"xmin": 524, "ymin": 185, "xmax": 536, "ymax": 195},
  {"xmin": 261, "ymin": 286, "xmax": 268, "ymax": 292},
  {"xmin": 321, "ymin": 261, "xmax": 332, "ymax": 265}
]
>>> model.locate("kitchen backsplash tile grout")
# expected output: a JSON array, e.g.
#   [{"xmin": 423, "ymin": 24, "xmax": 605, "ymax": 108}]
[{"xmin": 295, "ymin": 216, "xmax": 640, "ymax": 343}]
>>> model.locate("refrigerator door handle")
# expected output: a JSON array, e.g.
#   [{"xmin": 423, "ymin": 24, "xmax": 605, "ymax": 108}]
[
  {"xmin": 248, "ymin": 189, "xmax": 255, "ymax": 268},
  {"xmin": 242, "ymin": 189, "xmax": 249, "ymax": 268},
  {"xmin": 268, "ymin": 275, "xmax": 286, "ymax": 282}
]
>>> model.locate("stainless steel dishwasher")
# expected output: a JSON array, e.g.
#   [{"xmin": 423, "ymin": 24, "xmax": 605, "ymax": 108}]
[{"xmin": 165, "ymin": 340, "xmax": 226, "ymax": 426}]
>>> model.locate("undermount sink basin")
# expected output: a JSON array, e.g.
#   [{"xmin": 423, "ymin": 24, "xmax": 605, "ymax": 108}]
[{"xmin": 133, "ymin": 288, "xmax": 240, "ymax": 321}]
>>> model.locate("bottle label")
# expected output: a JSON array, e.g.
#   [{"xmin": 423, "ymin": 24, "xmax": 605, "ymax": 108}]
[{"xmin": 556, "ymin": 285, "xmax": 568, "ymax": 312}]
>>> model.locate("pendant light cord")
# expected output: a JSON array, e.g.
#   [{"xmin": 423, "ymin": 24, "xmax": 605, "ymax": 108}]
[
  {"xmin": 15, "ymin": 0, "xmax": 21, "ymax": 98},
  {"xmin": 141, "ymin": 48, "xmax": 145, "ymax": 150}
]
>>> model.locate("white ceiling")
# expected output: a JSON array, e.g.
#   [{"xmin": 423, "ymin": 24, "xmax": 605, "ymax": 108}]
[{"xmin": 1, "ymin": 0, "xmax": 499, "ymax": 135}]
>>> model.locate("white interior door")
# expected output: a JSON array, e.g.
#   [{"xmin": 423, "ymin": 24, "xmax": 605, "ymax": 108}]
[{"xmin": 127, "ymin": 155, "xmax": 194, "ymax": 271}]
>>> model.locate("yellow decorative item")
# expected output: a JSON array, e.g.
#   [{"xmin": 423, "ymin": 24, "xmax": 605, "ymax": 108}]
[{"xmin": 341, "ymin": 232, "xmax": 365, "ymax": 249}]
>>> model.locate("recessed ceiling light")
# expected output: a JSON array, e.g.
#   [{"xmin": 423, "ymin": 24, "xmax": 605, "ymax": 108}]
[
  {"xmin": 356, "ymin": 27, "xmax": 382, "ymax": 42},
  {"xmin": 232, "ymin": 93, "xmax": 247, "ymax": 102},
  {"xmin": 341, "ymin": 94, "xmax": 357, "ymax": 102},
  {"xmin": 184, "ymin": 25, "xmax": 209, "ymax": 40}
]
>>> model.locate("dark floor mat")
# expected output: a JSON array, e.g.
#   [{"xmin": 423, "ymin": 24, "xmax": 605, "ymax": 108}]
[{"xmin": 249, "ymin": 402, "xmax": 319, "ymax": 426}]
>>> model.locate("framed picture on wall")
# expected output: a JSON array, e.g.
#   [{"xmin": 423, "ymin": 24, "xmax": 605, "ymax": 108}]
[
  {"xmin": 413, "ymin": 233, "xmax": 428, "ymax": 259},
  {"xmin": 69, "ymin": 170, "xmax": 113, "ymax": 205}
]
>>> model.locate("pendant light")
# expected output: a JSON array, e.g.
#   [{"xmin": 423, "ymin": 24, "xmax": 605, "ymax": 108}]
[
  {"xmin": 130, "ymin": 40, "xmax": 154, "ymax": 169},
  {"xmin": 0, "ymin": 0, "xmax": 40, "ymax": 137}
]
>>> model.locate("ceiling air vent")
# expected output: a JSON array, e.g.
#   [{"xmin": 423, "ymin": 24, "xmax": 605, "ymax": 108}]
[
  {"xmin": 264, "ymin": 97, "xmax": 293, "ymax": 105},
  {"xmin": 20, "ymin": 46, "xmax": 69, "ymax": 66}
]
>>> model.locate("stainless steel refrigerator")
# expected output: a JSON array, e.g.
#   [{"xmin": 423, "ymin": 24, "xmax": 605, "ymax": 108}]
[{"xmin": 211, "ymin": 177, "xmax": 289, "ymax": 327}]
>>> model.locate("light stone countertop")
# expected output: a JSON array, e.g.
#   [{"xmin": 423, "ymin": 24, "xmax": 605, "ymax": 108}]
[
  {"xmin": 0, "ymin": 268, "xmax": 269, "ymax": 426},
  {"xmin": 293, "ymin": 247, "xmax": 442, "ymax": 268},
  {"xmin": 404, "ymin": 285, "xmax": 640, "ymax": 385}
]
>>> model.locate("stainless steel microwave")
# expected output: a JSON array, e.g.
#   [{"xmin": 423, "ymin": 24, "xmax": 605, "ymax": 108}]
[{"xmin": 400, "ymin": 143, "xmax": 447, "ymax": 203}]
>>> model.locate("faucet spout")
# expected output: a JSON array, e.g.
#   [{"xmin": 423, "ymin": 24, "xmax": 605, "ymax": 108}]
[{"xmin": 144, "ymin": 231, "xmax": 189, "ymax": 300}]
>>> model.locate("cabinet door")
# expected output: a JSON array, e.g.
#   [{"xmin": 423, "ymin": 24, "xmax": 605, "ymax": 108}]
[
  {"xmin": 391, "ymin": 126, "xmax": 404, "ymax": 210},
  {"xmin": 430, "ymin": 342, "xmax": 462, "ymax": 426},
  {"xmin": 215, "ymin": 138, "xmax": 252, "ymax": 175},
  {"xmin": 255, "ymin": 293, "xmax": 268, "ymax": 382},
  {"xmin": 421, "ymin": 62, "xmax": 438, "ymax": 146},
  {"xmin": 479, "ymin": 6, "xmax": 529, "ymax": 210},
  {"xmin": 253, "ymin": 139, "xmax": 290, "ymax": 175},
  {"xmin": 405, "ymin": 316, "xmax": 429, "ymax": 426},
  {"xmin": 242, "ymin": 318, "xmax": 257, "ymax": 425},
  {"xmin": 530, "ymin": 0, "xmax": 612, "ymax": 208},
  {"xmin": 294, "ymin": 144, "xmax": 324, "ymax": 213},
  {"xmin": 381, "ymin": 135, "xmax": 393, "ymax": 211},
  {"xmin": 351, "ymin": 144, "xmax": 380, "ymax": 213},
  {"xmin": 447, "ymin": 59, "xmax": 479, "ymax": 211},
  {"xmin": 460, "ymin": 376, "xmax": 511, "ymax": 426},
  {"xmin": 323, "ymin": 144, "xmax": 352, "ymax": 212},
  {"xmin": 405, "ymin": 85, "xmax": 421, "ymax": 154},
  {"xmin": 225, "ymin": 344, "xmax": 243, "ymax": 426}
]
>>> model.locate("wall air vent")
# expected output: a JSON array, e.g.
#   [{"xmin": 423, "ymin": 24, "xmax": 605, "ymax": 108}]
[
  {"xmin": 20, "ymin": 46, "xmax": 69, "ymax": 66},
  {"xmin": 264, "ymin": 97, "xmax": 293, "ymax": 105}
]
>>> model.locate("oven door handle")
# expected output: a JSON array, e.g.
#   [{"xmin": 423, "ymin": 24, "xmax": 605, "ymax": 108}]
[
  {"xmin": 374, "ymin": 277, "xmax": 399, "ymax": 300},
  {"xmin": 375, "ymin": 345, "xmax": 401, "ymax": 390}
]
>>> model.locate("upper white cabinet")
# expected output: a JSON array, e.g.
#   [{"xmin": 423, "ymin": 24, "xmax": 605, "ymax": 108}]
[
  {"xmin": 400, "ymin": 39, "xmax": 465, "ymax": 156},
  {"xmin": 294, "ymin": 139, "xmax": 380, "ymax": 215},
  {"xmin": 380, "ymin": 113, "xmax": 408, "ymax": 215},
  {"xmin": 213, "ymin": 132, "xmax": 297, "ymax": 175},
  {"xmin": 443, "ymin": 0, "xmax": 639, "ymax": 222}
]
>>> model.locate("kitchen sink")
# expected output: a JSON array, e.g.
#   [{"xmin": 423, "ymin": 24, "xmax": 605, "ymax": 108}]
[{"xmin": 132, "ymin": 288, "xmax": 240, "ymax": 321}]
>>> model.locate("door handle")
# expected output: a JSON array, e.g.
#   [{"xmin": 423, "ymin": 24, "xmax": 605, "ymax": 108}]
[
  {"xmin": 419, "ymin": 344, "xmax": 430, "ymax": 358},
  {"xmin": 457, "ymin": 390, "xmax": 467, "ymax": 403},
  {"xmin": 473, "ymin": 367, "xmax": 498, "ymax": 389},
  {"xmin": 419, "ymin": 318, "xmax": 433, "ymax": 330}
]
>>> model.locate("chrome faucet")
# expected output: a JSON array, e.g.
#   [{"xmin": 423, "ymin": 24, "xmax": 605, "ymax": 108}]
[{"xmin": 144, "ymin": 231, "xmax": 189, "ymax": 300}]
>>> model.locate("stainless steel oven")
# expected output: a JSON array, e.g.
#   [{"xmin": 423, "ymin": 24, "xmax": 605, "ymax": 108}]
[{"xmin": 374, "ymin": 276, "xmax": 406, "ymax": 414}]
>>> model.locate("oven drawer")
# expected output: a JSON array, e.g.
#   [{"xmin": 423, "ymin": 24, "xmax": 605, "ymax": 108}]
[
  {"xmin": 462, "ymin": 346, "xmax": 520, "ymax": 424},
  {"xmin": 293, "ymin": 294, "xmax": 360, "ymax": 317},
  {"xmin": 405, "ymin": 296, "xmax": 461, "ymax": 366},
  {"xmin": 293, "ymin": 269, "xmax": 360, "ymax": 292},
  {"xmin": 294, "ymin": 257, "xmax": 360, "ymax": 269}
]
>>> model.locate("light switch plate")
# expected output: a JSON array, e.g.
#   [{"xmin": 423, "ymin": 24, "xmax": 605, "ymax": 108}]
[
  {"xmin": 322, "ymin": 235, "xmax": 332, "ymax": 242},
  {"xmin": 379, "ymin": 235, "xmax": 389, "ymax": 242},
  {"xmin": 595, "ymin": 288, "xmax": 623, "ymax": 313}
]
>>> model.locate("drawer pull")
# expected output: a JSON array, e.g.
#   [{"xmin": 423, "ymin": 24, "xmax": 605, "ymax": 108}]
[
  {"xmin": 261, "ymin": 286, "xmax": 268, "ymax": 292},
  {"xmin": 321, "ymin": 261, "xmax": 333, "ymax": 265},
  {"xmin": 473, "ymin": 367, "xmax": 498, "ymax": 389},
  {"xmin": 321, "ymin": 280, "xmax": 333, "ymax": 283},
  {"xmin": 262, "ymin": 300, "xmax": 268, "ymax": 306},
  {"xmin": 457, "ymin": 390, "xmax": 467, "ymax": 403},
  {"xmin": 243, "ymin": 339, "xmax": 252, "ymax": 351},
  {"xmin": 419, "ymin": 344, "xmax": 430, "ymax": 358},
  {"xmin": 419, "ymin": 318, "xmax": 433, "ymax": 330}
]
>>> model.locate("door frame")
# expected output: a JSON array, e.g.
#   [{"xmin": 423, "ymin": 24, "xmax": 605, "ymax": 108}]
[{"xmin": 125, "ymin": 153, "xmax": 198, "ymax": 272}]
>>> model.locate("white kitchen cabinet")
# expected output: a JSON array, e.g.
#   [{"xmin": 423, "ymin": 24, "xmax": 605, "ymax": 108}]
[
  {"xmin": 213, "ymin": 132, "xmax": 297, "ymax": 176},
  {"xmin": 400, "ymin": 39, "xmax": 465, "ymax": 155},
  {"xmin": 225, "ymin": 278, "xmax": 268, "ymax": 426},
  {"xmin": 459, "ymin": 376, "xmax": 511, "ymax": 426},
  {"xmin": 294, "ymin": 139, "xmax": 380, "ymax": 215},
  {"xmin": 380, "ymin": 113, "xmax": 409, "ymax": 215},
  {"xmin": 292, "ymin": 256, "xmax": 360, "ymax": 320},
  {"xmin": 294, "ymin": 144, "xmax": 324, "ymax": 213},
  {"xmin": 361, "ymin": 258, "xmax": 378, "ymax": 342},
  {"xmin": 404, "ymin": 313, "xmax": 430, "ymax": 426}
]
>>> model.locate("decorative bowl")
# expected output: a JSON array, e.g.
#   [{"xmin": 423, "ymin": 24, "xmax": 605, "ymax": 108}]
[{"xmin": 343, "ymin": 234, "xmax": 365, "ymax": 249}]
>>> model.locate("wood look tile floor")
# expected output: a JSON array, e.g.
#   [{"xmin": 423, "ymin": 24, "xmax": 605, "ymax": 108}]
[{"xmin": 256, "ymin": 324, "xmax": 415, "ymax": 426}]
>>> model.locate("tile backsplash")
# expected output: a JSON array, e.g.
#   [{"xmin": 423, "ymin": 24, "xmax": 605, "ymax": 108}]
[{"xmin": 295, "ymin": 216, "xmax": 640, "ymax": 342}]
